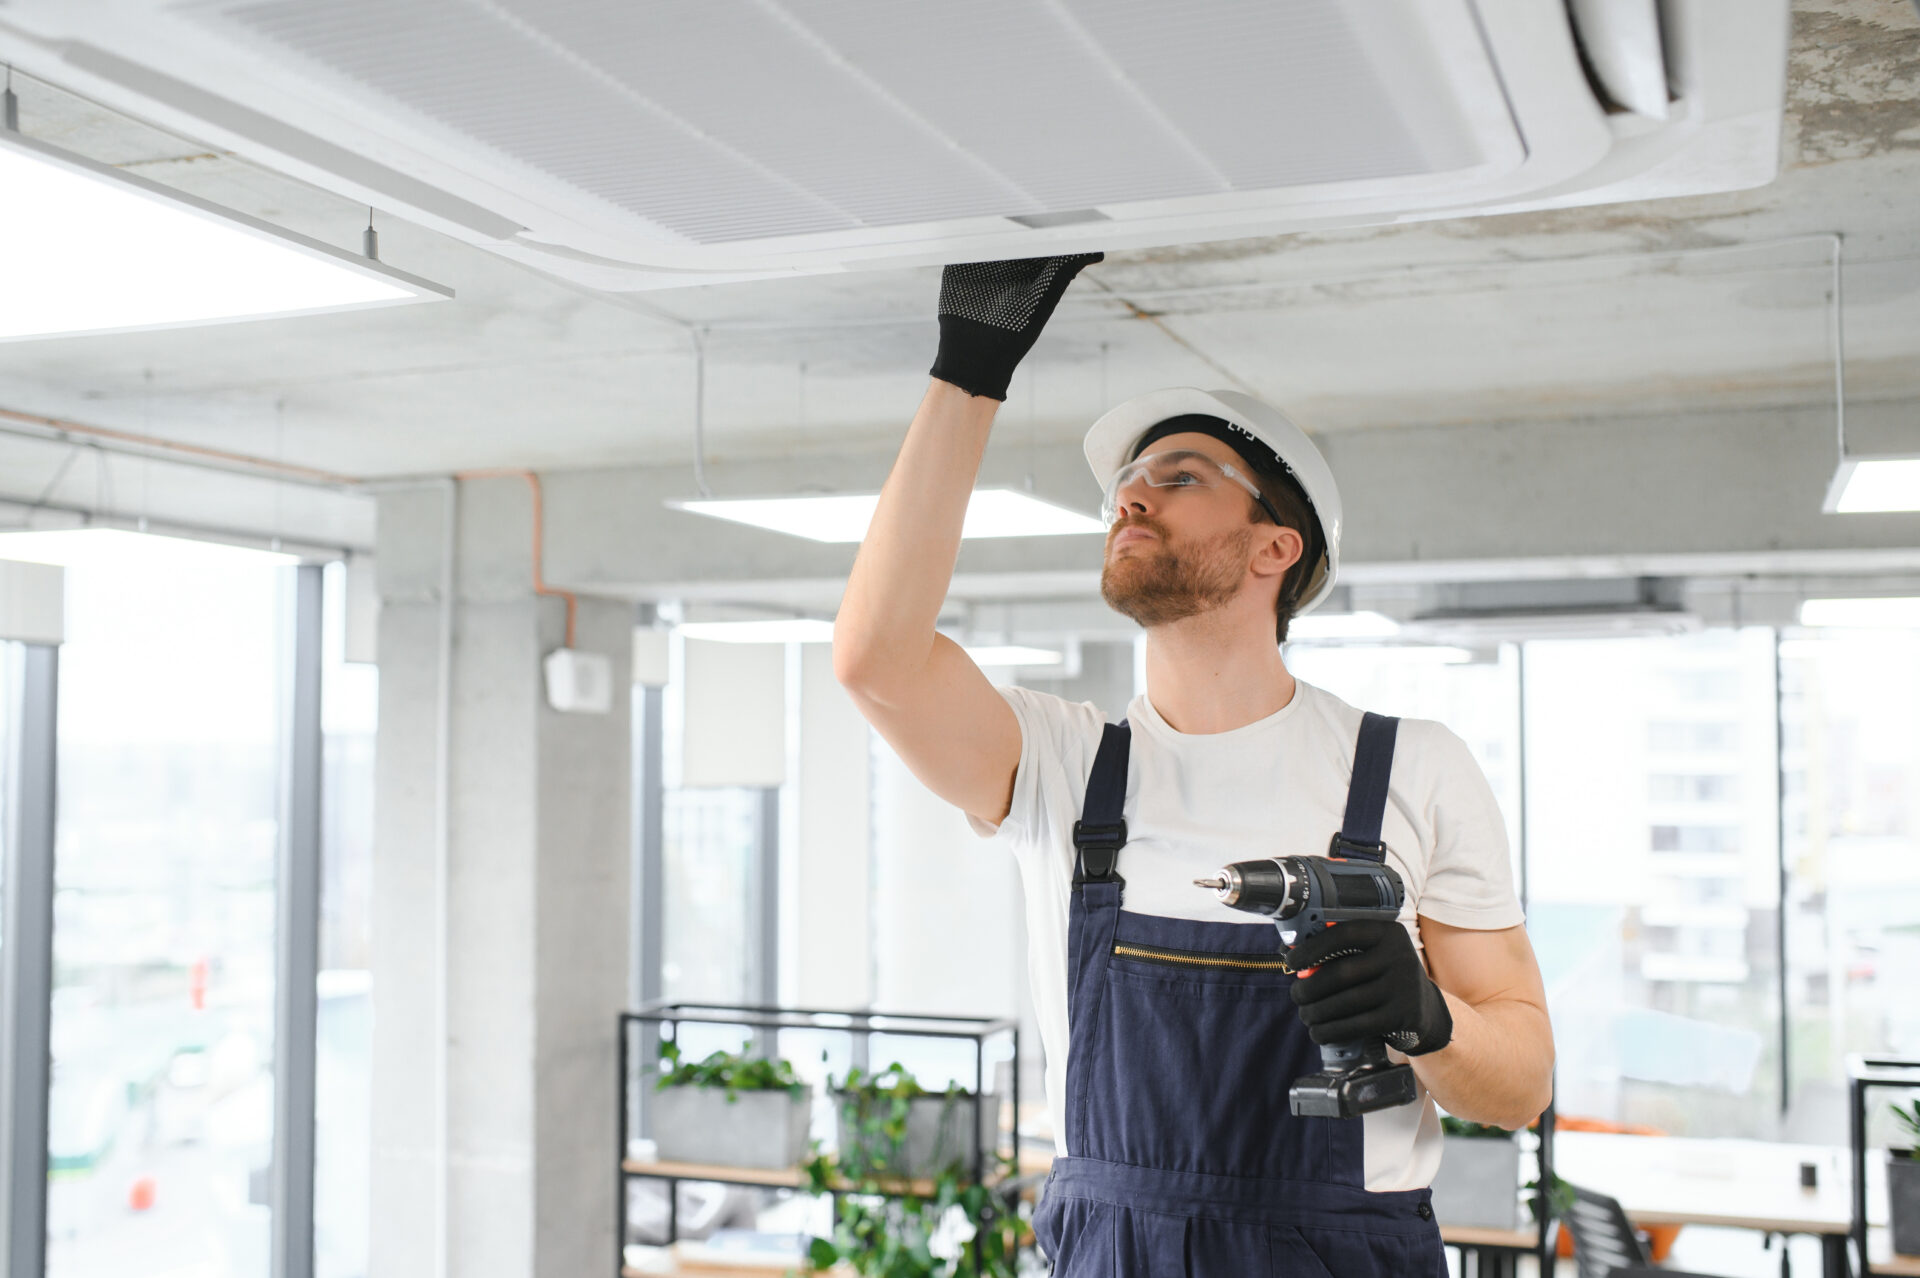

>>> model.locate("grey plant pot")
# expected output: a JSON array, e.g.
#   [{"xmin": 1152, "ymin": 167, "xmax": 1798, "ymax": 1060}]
[
  {"xmin": 651, "ymin": 1084, "xmax": 813, "ymax": 1171},
  {"xmin": 835, "ymin": 1092, "xmax": 996, "ymax": 1180},
  {"xmin": 1429, "ymin": 1135, "xmax": 1522, "ymax": 1231},
  {"xmin": 1890, "ymin": 1151, "xmax": 1920, "ymax": 1258}
]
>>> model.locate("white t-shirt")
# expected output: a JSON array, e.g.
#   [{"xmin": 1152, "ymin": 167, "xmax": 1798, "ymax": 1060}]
[{"xmin": 967, "ymin": 678, "xmax": 1525, "ymax": 1193}]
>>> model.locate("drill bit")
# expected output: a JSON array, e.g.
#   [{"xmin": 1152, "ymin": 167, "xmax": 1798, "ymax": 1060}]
[{"xmin": 1193, "ymin": 876, "xmax": 1226, "ymax": 889}]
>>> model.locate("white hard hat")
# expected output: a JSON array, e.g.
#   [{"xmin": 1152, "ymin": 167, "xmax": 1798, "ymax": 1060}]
[{"xmin": 1083, "ymin": 387, "xmax": 1343, "ymax": 616}]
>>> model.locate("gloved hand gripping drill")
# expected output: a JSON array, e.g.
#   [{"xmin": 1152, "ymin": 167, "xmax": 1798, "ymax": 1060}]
[{"xmin": 1195, "ymin": 853, "xmax": 1453, "ymax": 1118}]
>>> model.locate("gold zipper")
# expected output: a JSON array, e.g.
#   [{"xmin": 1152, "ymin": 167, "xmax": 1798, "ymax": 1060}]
[{"xmin": 1113, "ymin": 942, "xmax": 1293, "ymax": 973}]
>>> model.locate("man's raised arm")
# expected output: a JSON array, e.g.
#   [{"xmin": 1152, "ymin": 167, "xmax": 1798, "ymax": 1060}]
[{"xmin": 834, "ymin": 256, "xmax": 1101, "ymax": 827}]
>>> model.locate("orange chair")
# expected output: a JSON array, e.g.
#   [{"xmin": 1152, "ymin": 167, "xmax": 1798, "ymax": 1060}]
[{"xmin": 1552, "ymin": 1116, "xmax": 1684, "ymax": 1263}]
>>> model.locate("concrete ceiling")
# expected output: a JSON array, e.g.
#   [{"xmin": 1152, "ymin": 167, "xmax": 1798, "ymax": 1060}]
[{"xmin": 1, "ymin": 1, "xmax": 1918, "ymax": 592}]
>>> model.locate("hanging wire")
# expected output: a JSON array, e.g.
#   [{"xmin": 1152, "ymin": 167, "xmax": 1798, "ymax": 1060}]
[
  {"xmin": 1828, "ymin": 233, "xmax": 1847, "ymax": 462},
  {"xmin": 690, "ymin": 326, "xmax": 714, "ymax": 498},
  {"xmin": 272, "ymin": 398, "xmax": 285, "ymax": 552},
  {"xmin": 140, "ymin": 368, "xmax": 153, "ymax": 532}
]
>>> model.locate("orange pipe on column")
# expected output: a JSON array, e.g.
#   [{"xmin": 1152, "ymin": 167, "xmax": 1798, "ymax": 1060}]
[{"xmin": 452, "ymin": 468, "xmax": 579, "ymax": 649}]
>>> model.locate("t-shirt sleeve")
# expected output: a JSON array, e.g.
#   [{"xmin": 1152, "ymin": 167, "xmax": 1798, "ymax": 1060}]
[
  {"xmin": 1407, "ymin": 721, "xmax": 1526, "ymax": 930},
  {"xmin": 965, "ymin": 684, "xmax": 1105, "ymax": 848}
]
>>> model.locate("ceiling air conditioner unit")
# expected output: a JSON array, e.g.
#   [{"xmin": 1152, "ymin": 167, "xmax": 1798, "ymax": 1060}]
[{"xmin": 0, "ymin": 0, "xmax": 1790, "ymax": 291}]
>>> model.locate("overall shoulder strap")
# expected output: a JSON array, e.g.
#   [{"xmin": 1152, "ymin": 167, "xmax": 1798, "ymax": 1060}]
[
  {"xmin": 1072, "ymin": 721, "xmax": 1131, "ymax": 886},
  {"xmin": 1331, "ymin": 711, "xmax": 1399, "ymax": 863}
]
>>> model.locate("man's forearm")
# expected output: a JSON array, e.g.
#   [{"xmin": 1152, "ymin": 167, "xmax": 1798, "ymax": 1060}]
[
  {"xmin": 833, "ymin": 379, "xmax": 997, "ymax": 687},
  {"xmin": 1409, "ymin": 993, "xmax": 1554, "ymax": 1130}
]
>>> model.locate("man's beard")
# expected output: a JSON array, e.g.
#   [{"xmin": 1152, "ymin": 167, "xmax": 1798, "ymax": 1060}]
[{"xmin": 1100, "ymin": 520, "xmax": 1254, "ymax": 629}]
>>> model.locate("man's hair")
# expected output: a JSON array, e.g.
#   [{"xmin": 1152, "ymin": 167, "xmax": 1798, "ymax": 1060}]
[{"xmin": 1243, "ymin": 467, "xmax": 1322, "ymax": 644}]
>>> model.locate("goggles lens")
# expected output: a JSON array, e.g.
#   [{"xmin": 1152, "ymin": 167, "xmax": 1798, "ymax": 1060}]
[{"xmin": 1101, "ymin": 450, "xmax": 1266, "ymax": 525}]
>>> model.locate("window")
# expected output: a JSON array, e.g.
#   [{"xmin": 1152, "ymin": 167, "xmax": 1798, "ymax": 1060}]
[
  {"xmin": 44, "ymin": 539, "xmax": 288, "ymax": 1278},
  {"xmin": 315, "ymin": 562, "xmax": 376, "ymax": 1278},
  {"xmin": 1649, "ymin": 824, "xmax": 1743, "ymax": 853},
  {"xmin": 1525, "ymin": 629, "xmax": 1780, "ymax": 1136},
  {"xmin": 661, "ymin": 788, "xmax": 765, "ymax": 1004},
  {"xmin": 1649, "ymin": 774, "xmax": 1738, "ymax": 804},
  {"xmin": 0, "ymin": 640, "xmax": 20, "ymax": 987},
  {"xmin": 1780, "ymin": 631, "xmax": 1920, "ymax": 1136}
]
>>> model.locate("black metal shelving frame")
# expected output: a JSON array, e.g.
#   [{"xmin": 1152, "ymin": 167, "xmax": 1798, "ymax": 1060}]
[
  {"xmin": 1848, "ymin": 1054, "xmax": 1920, "ymax": 1277},
  {"xmin": 616, "ymin": 1001, "xmax": 1022, "ymax": 1275}
]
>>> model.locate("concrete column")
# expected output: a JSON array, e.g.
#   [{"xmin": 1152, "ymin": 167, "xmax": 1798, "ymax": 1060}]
[{"xmin": 370, "ymin": 478, "xmax": 631, "ymax": 1278}]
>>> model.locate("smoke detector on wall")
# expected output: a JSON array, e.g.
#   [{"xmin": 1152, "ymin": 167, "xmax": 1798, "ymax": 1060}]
[{"xmin": 0, "ymin": 0, "xmax": 1790, "ymax": 291}]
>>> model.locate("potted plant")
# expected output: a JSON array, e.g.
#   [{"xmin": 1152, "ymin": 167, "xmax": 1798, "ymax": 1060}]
[
  {"xmin": 1429, "ymin": 1115, "xmax": 1523, "ymax": 1230},
  {"xmin": 649, "ymin": 1041, "xmax": 813, "ymax": 1170},
  {"xmin": 802, "ymin": 1156, "xmax": 1021, "ymax": 1278},
  {"xmin": 1890, "ymin": 1095, "xmax": 1920, "ymax": 1258},
  {"xmin": 834, "ymin": 1062, "xmax": 994, "ymax": 1182}
]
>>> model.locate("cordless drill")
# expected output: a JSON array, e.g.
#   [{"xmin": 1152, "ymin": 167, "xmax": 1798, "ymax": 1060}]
[{"xmin": 1194, "ymin": 855, "xmax": 1420, "ymax": 1118}]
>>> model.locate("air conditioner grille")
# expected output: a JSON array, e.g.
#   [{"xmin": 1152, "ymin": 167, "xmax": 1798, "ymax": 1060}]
[{"xmin": 203, "ymin": 0, "xmax": 1497, "ymax": 245}]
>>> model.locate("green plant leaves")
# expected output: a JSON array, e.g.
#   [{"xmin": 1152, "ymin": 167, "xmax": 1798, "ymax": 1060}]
[
  {"xmin": 652, "ymin": 1040, "xmax": 805, "ymax": 1100},
  {"xmin": 803, "ymin": 1062, "xmax": 1018, "ymax": 1278}
]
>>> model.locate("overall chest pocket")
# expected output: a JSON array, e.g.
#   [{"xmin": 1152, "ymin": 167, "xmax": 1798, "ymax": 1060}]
[{"xmin": 1077, "ymin": 941, "xmax": 1350, "ymax": 1184}]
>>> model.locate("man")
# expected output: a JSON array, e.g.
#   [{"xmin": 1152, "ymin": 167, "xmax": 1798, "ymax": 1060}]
[{"xmin": 834, "ymin": 256, "xmax": 1553, "ymax": 1276}]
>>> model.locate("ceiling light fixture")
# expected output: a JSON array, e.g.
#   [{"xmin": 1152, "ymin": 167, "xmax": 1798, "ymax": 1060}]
[
  {"xmin": 1797, "ymin": 597, "xmax": 1920, "ymax": 628},
  {"xmin": 1816, "ymin": 234, "xmax": 1920, "ymax": 514},
  {"xmin": 0, "ymin": 526, "xmax": 298, "ymax": 568},
  {"xmin": 668, "ymin": 489, "xmax": 1104, "ymax": 543},
  {"xmin": 676, "ymin": 618, "xmax": 835, "ymax": 643},
  {"xmin": 1285, "ymin": 610, "xmax": 1402, "ymax": 641},
  {"xmin": 0, "ymin": 117, "xmax": 450, "ymax": 342},
  {"xmin": 1825, "ymin": 458, "xmax": 1920, "ymax": 513},
  {"xmin": 962, "ymin": 645, "xmax": 1064, "ymax": 667}
]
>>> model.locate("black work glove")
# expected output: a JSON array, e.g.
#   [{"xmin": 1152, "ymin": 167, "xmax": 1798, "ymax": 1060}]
[
  {"xmin": 928, "ymin": 253, "xmax": 1102, "ymax": 400},
  {"xmin": 1287, "ymin": 919, "xmax": 1454, "ymax": 1057}
]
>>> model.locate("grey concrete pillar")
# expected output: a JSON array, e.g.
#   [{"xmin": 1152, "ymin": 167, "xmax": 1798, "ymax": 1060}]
[{"xmin": 369, "ymin": 478, "xmax": 631, "ymax": 1278}]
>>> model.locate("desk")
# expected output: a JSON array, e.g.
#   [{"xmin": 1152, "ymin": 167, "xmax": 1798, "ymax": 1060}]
[{"xmin": 1555, "ymin": 1132, "xmax": 1920, "ymax": 1278}]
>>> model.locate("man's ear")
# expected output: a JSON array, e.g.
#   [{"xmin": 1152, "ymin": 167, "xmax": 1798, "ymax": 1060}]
[{"xmin": 1251, "ymin": 524, "xmax": 1305, "ymax": 580}]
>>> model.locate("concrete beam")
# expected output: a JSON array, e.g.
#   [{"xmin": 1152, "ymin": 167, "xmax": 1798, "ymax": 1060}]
[{"xmin": 534, "ymin": 398, "xmax": 1920, "ymax": 605}]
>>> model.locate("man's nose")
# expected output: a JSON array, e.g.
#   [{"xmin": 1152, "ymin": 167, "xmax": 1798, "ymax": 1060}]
[{"xmin": 1113, "ymin": 471, "xmax": 1159, "ymax": 518}]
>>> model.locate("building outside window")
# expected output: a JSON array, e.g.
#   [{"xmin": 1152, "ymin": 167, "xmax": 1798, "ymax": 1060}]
[
  {"xmin": 1523, "ymin": 628, "xmax": 1781, "ymax": 1136},
  {"xmin": 42, "ymin": 535, "xmax": 290, "ymax": 1278},
  {"xmin": 1780, "ymin": 630, "xmax": 1920, "ymax": 1138},
  {"xmin": 314, "ymin": 561, "xmax": 376, "ymax": 1278}
]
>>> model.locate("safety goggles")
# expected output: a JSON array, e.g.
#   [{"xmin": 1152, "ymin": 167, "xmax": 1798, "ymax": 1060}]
[{"xmin": 1100, "ymin": 449, "xmax": 1281, "ymax": 527}]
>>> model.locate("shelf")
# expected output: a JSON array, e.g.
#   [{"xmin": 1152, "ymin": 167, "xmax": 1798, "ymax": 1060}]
[
  {"xmin": 622, "ymin": 1158, "xmax": 1008, "ymax": 1198},
  {"xmin": 1869, "ymin": 1227, "xmax": 1920, "ymax": 1277}
]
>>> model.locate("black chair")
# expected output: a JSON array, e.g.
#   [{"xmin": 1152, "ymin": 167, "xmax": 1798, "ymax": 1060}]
[{"xmin": 1559, "ymin": 1181, "xmax": 1732, "ymax": 1278}]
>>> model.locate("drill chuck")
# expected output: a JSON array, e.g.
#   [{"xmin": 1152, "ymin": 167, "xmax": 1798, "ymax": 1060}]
[{"xmin": 1192, "ymin": 858, "xmax": 1306, "ymax": 917}]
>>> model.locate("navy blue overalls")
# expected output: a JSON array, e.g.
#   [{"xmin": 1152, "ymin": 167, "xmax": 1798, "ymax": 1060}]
[{"xmin": 1032, "ymin": 712, "xmax": 1449, "ymax": 1277}]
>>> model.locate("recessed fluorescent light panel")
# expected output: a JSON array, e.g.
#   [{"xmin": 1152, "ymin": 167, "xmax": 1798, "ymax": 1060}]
[
  {"xmin": 669, "ymin": 489, "xmax": 1104, "ymax": 543},
  {"xmin": 0, "ymin": 127, "xmax": 450, "ymax": 341},
  {"xmin": 677, "ymin": 619, "xmax": 835, "ymax": 643},
  {"xmin": 1797, "ymin": 597, "xmax": 1920, "ymax": 628},
  {"xmin": 0, "ymin": 527, "xmax": 298, "ymax": 568},
  {"xmin": 1286, "ymin": 611, "xmax": 1402, "ymax": 640},
  {"xmin": 1825, "ymin": 458, "xmax": 1920, "ymax": 513},
  {"xmin": 964, "ymin": 645, "xmax": 1064, "ymax": 667}
]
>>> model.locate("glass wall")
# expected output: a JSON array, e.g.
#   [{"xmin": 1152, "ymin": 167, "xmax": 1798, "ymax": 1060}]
[
  {"xmin": 660, "ymin": 787, "xmax": 764, "ymax": 1004},
  {"xmin": 1780, "ymin": 630, "xmax": 1920, "ymax": 1140},
  {"xmin": 315, "ymin": 562, "xmax": 376, "ymax": 1278},
  {"xmin": 42, "ymin": 534, "xmax": 290, "ymax": 1278},
  {"xmin": 1, "ymin": 640, "xmax": 21, "ymax": 982},
  {"xmin": 1522, "ymin": 629, "xmax": 1783, "ymax": 1136}
]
